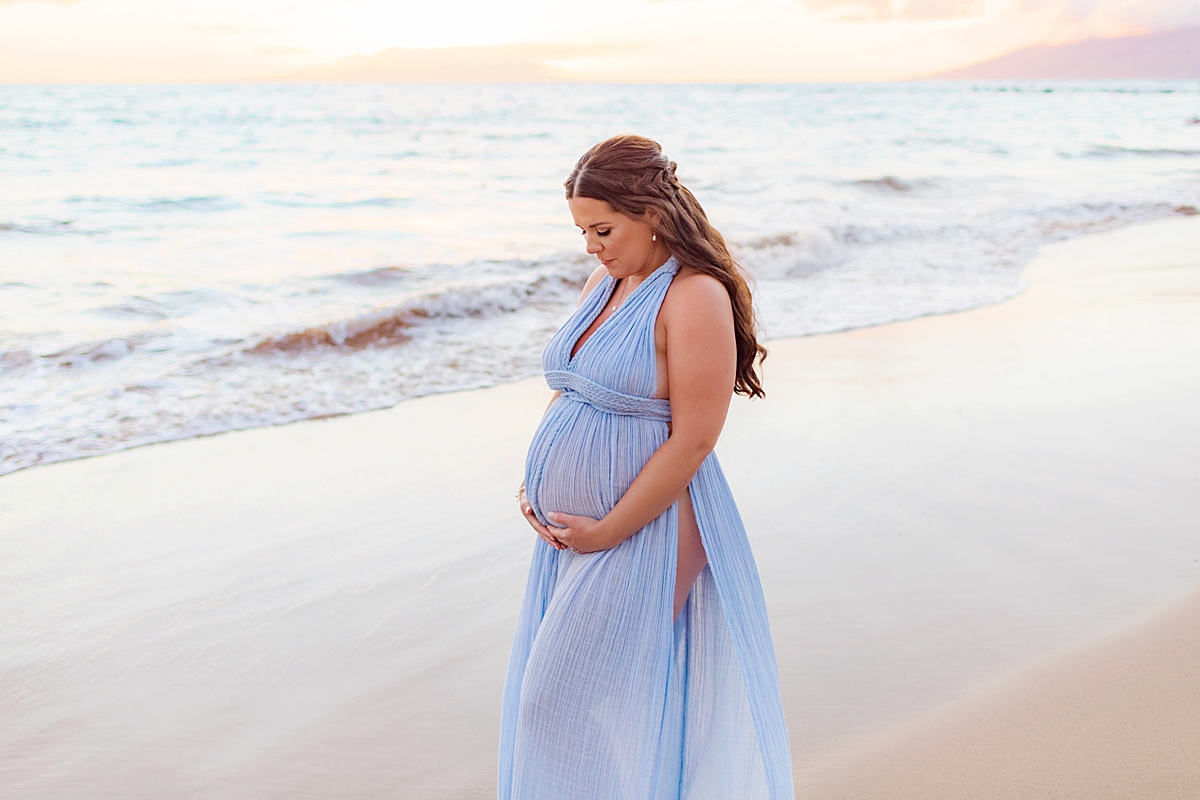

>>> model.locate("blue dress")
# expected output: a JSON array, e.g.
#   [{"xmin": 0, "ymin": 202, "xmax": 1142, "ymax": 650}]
[{"xmin": 499, "ymin": 257, "xmax": 794, "ymax": 799}]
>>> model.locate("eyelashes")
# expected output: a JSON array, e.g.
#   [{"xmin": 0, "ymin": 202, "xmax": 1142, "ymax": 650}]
[{"xmin": 579, "ymin": 229, "xmax": 612, "ymax": 237}]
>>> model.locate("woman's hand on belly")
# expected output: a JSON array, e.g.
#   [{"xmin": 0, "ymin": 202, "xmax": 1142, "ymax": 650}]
[
  {"xmin": 545, "ymin": 512, "xmax": 622, "ymax": 554},
  {"xmin": 519, "ymin": 486, "xmax": 568, "ymax": 551}
]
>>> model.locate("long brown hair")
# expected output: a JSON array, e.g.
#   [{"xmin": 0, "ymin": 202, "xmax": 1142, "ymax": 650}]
[{"xmin": 565, "ymin": 134, "xmax": 766, "ymax": 399}]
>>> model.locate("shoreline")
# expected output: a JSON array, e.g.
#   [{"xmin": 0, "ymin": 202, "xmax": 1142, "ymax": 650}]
[
  {"xmin": 0, "ymin": 227, "xmax": 1032, "ymax": 481},
  {"xmin": 10, "ymin": 206, "xmax": 1198, "ymax": 482},
  {"xmin": 2, "ymin": 215, "xmax": 1198, "ymax": 796},
  {"xmin": 11, "ymin": 200, "xmax": 1200, "ymax": 482}
]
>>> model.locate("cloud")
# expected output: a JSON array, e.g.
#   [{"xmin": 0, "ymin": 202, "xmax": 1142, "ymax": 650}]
[
  {"xmin": 903, "ymin": 0, "xmax": 986, "ymax": 19},
  {"xmin": 184, "ymin": 24, "xmax": 249, "ymax": 34},
  {"xmin": 1041, "ymin": 0, "xmax": 1200, "ymax": 31},
  {"xmin": 803, "ymin": 0, "xmax": 984, "ymax": 21},
  {"xmin": 258, "ymin": 45, "xmax": 311, "ymax": 55},
  {"xmin": 279, "ymin": 43, "xmax": 615, "ymax": 82}
]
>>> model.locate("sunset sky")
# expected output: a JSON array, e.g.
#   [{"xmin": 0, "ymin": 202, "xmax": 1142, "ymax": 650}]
[{"xmin": 2, "ymin": 0, "xmax": 1198, "ymax": 83}]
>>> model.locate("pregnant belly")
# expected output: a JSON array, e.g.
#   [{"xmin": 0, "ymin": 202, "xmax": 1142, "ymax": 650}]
[{"xmin": 525, "ymin": 397, "xmax": 667, "ymax": 523}]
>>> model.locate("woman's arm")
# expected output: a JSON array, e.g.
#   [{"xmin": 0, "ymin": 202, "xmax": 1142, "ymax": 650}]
[{"xmin": 547, "ymin": 272, "xmax": 736, "ymax": 552}]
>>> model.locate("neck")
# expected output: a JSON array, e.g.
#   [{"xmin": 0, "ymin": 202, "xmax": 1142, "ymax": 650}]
[{"xmin": 625, "ymin": 246, "xmax": 673, "ymax": 284}]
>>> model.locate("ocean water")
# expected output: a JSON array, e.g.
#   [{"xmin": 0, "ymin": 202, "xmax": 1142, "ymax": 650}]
[{"xmin": 2, "ymin": 81, "xmax": 1199, "ymax": 475}]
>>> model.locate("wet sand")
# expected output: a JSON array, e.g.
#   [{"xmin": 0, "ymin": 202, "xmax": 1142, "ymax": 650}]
[{"xmin": 1, "ymin": 216, "xmax": 1198, "ymax": 797}]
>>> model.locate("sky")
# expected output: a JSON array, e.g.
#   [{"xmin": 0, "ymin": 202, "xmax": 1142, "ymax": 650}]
[{"xmin": 1, "ymin": 0, "xmax": 1198, "ymax": 83}]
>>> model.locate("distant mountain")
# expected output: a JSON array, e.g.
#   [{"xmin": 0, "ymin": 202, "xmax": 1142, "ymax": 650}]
[{"xmin": 931, "ymin": 27, "xmax": 1200, "ymax": 79}]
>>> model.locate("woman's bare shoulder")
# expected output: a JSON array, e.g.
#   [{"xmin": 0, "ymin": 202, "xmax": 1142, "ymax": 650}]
[
  {"xmin": 578, "ymin": 265, "xmax": 609, "ymax": 305},
  {"xmin": 661, "ymin": 267, "xmax": 732, "ymax": 323}
]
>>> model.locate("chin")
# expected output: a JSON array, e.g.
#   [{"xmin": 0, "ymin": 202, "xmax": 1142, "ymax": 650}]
[{"xmin": 602, "ymin": 261, "xmax": 635, "ymax": 278}]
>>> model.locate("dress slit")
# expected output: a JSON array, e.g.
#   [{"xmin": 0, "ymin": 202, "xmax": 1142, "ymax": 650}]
[{"xmin": 674, "ymin": 488, "xmax": 707, "ymax": 621}]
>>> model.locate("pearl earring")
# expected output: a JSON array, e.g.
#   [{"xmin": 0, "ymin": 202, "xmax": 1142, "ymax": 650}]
[{"xmin": 652, "ymin": 233, "xmax": 657, "ymax": 242}]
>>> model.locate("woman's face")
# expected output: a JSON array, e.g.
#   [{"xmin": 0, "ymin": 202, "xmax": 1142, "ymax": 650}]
[{"xmin": 568, "ymin": 196, "xmax": 660, "ymax": 279}]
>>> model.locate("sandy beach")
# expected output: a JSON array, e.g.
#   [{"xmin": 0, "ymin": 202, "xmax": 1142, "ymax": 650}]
[
  {"xmin": 797, "ymin": 586, "xmax": 1200, "ymax": 799},
  {"xmin": 2, "ymin": 215, "xmax": 1198, "ymax": 797}
]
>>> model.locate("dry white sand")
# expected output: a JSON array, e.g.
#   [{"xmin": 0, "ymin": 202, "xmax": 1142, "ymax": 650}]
[
  {"xmin": 1, "ymin": 216, "xmax": 1198, "ymax": 798},
  {"xmin": 797, "ymin": 587, "xmax": 1200, "ymax": 799}
]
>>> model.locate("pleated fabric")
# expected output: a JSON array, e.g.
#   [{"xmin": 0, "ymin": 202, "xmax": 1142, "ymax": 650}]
[{"xmin": 499, "ymin": 257, "xmax": 794, "ymax": 799}]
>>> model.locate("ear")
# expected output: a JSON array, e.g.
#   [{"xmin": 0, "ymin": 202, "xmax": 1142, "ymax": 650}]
[{"xmin": 644, "ymin": 207, "xmax": 663, "ymax": 229}]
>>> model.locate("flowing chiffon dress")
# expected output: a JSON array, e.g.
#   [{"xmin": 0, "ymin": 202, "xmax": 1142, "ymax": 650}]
[{"xmin": 499, "ymin": 257, "xmax": 794, "ymax": 799}]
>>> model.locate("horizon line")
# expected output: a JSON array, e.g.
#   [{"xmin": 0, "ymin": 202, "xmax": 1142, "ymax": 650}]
[{"xmin": 4, "ymin": 77, "xmax": 1196, "ymax": 87}]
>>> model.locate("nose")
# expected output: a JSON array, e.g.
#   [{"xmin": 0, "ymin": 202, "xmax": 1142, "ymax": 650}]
[{"xmin": 585, "ymin": 236, "xmax": 603, "ymax": 255}]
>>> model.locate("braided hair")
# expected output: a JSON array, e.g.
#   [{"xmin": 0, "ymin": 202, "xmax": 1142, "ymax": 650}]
[{"xmin": 565, "ymin": 134, "xmax": 767, "ymax": 399}]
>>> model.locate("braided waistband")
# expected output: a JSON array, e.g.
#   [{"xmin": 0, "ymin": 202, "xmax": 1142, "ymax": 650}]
[{"xmin": 544, "ymin": 369, "xmax": 671, "ymax": 422}]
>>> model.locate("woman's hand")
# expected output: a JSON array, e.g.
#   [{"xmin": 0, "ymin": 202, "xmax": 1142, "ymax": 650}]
[
  {"xmin": 518, "ymin": 486, "xmax": 567, "ymax": 551},
  {"xmin": 545, "ymin": 512, "xmax": 620, "ymax": 554}
]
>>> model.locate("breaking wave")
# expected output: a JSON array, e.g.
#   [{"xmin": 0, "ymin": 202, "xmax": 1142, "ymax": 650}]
[
  {"xmin": 249, "ymin": 264, "xmax": 591, "ymax": 354},
  {"xmin": 1085, "ymin": 145, "xmax": 1200, "ymax": 158}
]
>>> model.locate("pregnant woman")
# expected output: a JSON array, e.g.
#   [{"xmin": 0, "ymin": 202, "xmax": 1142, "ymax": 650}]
[{"xmin": 499, "ymin": 135, "xmax": 793, "ymax": 799}]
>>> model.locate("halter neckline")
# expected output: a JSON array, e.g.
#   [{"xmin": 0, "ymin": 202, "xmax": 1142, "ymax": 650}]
[{"xmin": 567, "ymin": 255, "xmax": 678, "ymax": 366}]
